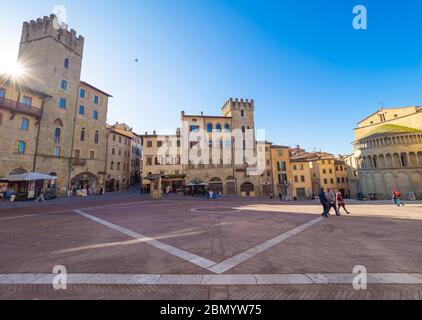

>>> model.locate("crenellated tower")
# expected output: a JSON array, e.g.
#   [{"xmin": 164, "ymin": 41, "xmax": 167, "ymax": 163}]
[{"xmin": 17, "ymin": 14, "xmax": 85, "ymax": 189}]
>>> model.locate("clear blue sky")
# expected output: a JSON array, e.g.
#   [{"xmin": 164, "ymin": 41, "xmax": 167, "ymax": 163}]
[{"xmin": 2, "ymin": 0, "xmax": 422, "ymax": 155}]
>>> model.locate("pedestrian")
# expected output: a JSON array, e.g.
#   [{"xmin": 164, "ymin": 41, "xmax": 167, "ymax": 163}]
[
  {"xmin": 318, "ymin": 188, "xmax": 329, "ymax": 218},
  {"xmin": 336, "ymin": 191, "xmax": 350, "ymax": 215},
  {"xmin": 269, "ymin": 192, "xmax": 274, "ymax": 199},
  {"xmin": 392, "ymin": 190, "xmax": 405, "ymax": 207},
  {"xmin": 279, "ymin": 193, "xmax": 282, "ymax": 201},
  {"xmin": 218, "ymin": 191, "xmax": 223, "ymax": 200},
  {"xmin": 35, "ymin": 190, "xmax": 45, "ymax": 202},
  {"xmin": 327, "ymin": 189, "xmax": 340, "ymax": 216}
]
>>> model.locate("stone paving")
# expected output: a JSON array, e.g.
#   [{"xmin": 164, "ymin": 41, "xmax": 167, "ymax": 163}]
[{"xmin": 0, "ymin": 191, "xmax": 421, "ymax": 300}]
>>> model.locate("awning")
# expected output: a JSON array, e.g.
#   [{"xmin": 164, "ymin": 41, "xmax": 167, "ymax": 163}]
[{"xmin": 1, "ymin": 172, "xmax": 58, "ymax": 182}]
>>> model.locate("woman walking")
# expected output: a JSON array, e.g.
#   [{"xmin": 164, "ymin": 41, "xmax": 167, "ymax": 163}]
[{"xmin": 336, "ymin": 191, "xmax": 350, "ymax": 215}]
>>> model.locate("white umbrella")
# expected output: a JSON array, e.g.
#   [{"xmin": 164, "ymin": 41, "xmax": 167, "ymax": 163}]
[{"xmin": 4, "ymin": 172, "xmax": 58, "ymax": 182}]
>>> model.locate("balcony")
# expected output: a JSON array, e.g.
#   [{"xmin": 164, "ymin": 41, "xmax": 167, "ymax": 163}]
[
  {"xmin": 72, "ymin": 159, "xmax": 87, "ymax": 166},
  {"xmin": 0, "ymin": 97, "xmax": 42, "ymax": 118}
]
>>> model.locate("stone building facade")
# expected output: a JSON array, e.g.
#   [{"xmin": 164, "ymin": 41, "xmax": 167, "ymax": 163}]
[
  {"xmin": 1, "ymin": 14, "xmax": 112, "ymax": 194},
  {"xmin": 0, "ymin": 78, "xmax": 50, "ymax": 178},
  {"xmin": 347, "ymin": 106, "xmax": 422, "ymax": 199},
  {"xmin": 105, "ymin": 123, "xmax": 134, "ymax": 192}
]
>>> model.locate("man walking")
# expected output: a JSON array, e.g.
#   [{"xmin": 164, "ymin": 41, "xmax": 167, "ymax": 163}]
[
  {"xmin": 327, "ymin": 189, "xmax": 340, "ymax": 216},
  {"xmin": 319, "ymin": 188, "xmax": 329, "ymax": 218}
]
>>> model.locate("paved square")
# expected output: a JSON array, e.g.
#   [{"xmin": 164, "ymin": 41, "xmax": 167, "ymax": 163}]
[{"xmin": 1, "ymin": 193, "xmax": 422, "ymax": 300}]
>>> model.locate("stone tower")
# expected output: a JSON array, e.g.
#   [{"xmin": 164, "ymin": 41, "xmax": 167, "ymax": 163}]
[
  {"xmin": 222, "ymin": 98, "xmax": 255, "ymax": 132},
  {"xmin": 18, "ymin": 14, "xmax": 84, "ymax": 190}
]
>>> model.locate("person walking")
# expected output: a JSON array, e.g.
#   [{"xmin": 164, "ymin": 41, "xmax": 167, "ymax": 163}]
[
  {"xmin": 35, "ymin": 190, "xmax": 45, "ymax": 202},
  {"xmin": 393, "ymin": 190, "xmax": 405, "ymax": 207},
  {"xmin": 327, "ymin": 189, "xmax": 340, "ymax": 216},
  {"xmin": 336, "ymin": 191, "xmax": 350, "ymax": 215},
  {"xmin": 319, "ymin": 188, "xmax": 329, "ymax": 218}
]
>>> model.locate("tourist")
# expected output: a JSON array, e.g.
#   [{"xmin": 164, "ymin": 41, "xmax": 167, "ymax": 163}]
[
  {"xmin": 327, "ymin": 189, "xmax": 340, "ymax": 216},
  {"xmin": 392, "ymin": 190, "xmax": 405, "ymax": 207},
  {"xmin": 336, "ymin": 191, "xmax": 350, "ymax": 215},
  {"xmin": 318, "ymin": 188, "xmax": 329, "ymax": 218},
  {"xmin": 35, "ymin": 190, "xmax": 45, "ymax": 202},
  {"xmin": 218, "ymin": 191, "xmax": 223, "ymax": 200}
]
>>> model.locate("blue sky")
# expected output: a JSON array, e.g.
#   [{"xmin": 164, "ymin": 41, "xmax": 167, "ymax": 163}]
[{"xmin": 1, "ymin": 0, "xmax": 422, "ymax": 155}]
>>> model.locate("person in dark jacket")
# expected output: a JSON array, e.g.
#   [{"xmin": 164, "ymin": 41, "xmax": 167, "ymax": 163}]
[{"xmin": 319, "ymin": 188, "xmax": 329, "ymax": 218}]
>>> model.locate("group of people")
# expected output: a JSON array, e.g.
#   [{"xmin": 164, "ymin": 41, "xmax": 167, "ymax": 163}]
[{"xmin": 319, "ymin": 188, "xmax": 351, "ymax": 218}]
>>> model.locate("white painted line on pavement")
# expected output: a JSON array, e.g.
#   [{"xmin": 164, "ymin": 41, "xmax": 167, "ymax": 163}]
[
  {"xmin": 208, "ymin": 217, "xmax": 325, "ymax": 274},
  {"xmin": 1, "ymin": 273, "xmax": 422, "ymax": 285},
  {"xmin": 74, "ymin": 210, "xmax": 217, "ymax": 270}
]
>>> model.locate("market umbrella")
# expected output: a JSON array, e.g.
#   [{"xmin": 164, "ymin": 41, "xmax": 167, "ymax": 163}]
[{"xmin": 3, "ymin": 172, "xmax": 58, "ymax": 182}]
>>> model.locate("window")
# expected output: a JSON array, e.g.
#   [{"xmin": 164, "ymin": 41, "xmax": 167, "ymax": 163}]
[
  {"xmin": 74, "ymin": 149, "xmax": 80, "ymax": 159},
  {"xmin": 241, "ymin": 110, "xmax": 245, "ymax": 117},
  {"xmin": 80, "ymin": 89, "xmax": 85, "ymax": 98},
  {"xmin": 54, "ymin": 127, "xmax": 61, "ymax": 143},
  {"xmin": 207, "ymin": 123, "xmax": 213, "ymax": 133},
  {"xmin": 146, "ymin": 157, "xmax": 152, "ymax": 166},
  {"xmin": 0, "ymin": 88, "xmax": 5, "ymax": 98},
  {"xmin": 147, "ymin": 141, "xmax": 153, "ymax": 148},
  {"xmin": 293, "ymin": 165, "xmax": 297, "ymax": 171},
  {"xmin": 110, "ymin": 161, "xmax": 114, "ymax": 170},
  {"xmin": 216, "ymin": 124, "xmax": 222, "ymax": 132},
  {"xmin": 53, "ymin": 146, "xmax": 60, "ymax": 158},
  {"xmin": 94, "ymin": 131, "xmax": 99, "ymax": 144},
  {"xmin": 90, "ymin": 151, "xmax": 95, "ymax": 160},
  {"xmin": 190, "ymin": 125, "xmax": 200, "ymax": 132},
  {"xmin": 301, "ymin": 176, "xmax": 305, "ymax": 182},
  {"xmin": 22, "ymin": 96, "xmax": 32, "ymax": 106},
  {"xmin": 92, "ymin": 110, "xmax": 98, "ymax": 120},
  {"xmin": 157, "ymin": 141, "xmax": 163, "ymax": 148},
  {"xmin": 117, "ymin": 162, "xmax": 121, "ymax": 170},
  {"xmin": 17, "ymin": 141, "xmax": 26, "ymax": 154},
  {"xmin": 112, "ymin": 148, "xmax": 115, "ymax": 155},
  {"xmin": 324, "ymin": 179, "xmax": 328, "ymax": 184},
  {"xmin": 61, "ymin": 80, "xmax": 67, "ymax": 90},
  {"xmin": 113, "ymin": 134, "xmax": 116, "ymax": 141},
  {"xmin": 80, "ymin": 128, "xmax": 85, "ymax": 141},
  {"xmin": 242, "ymin": 126, "xmax": 246, "ymax": 133},
  {"xmin": 64, "ymin": 58, "xmax": 69, "ymax": 69},
  {"xmin": 59, "ymin": 98, "xmax": 66, "ymax": 109},
  {"xmin": 294, "ymin": 176, "xmax": 299, "ymax": 183},
  {"xmin": 323, "ymin": 169, "xmax": 327, "ymax": 174},
  {"xmin": 18, "ymin": 118, "xmax": 29, "ymax": 131},
  {"xmin": 93, "ymin": 95, "xmax": 99, "ymax": 104},
  {"xmin": 224, "ymin": 124, "xmax": 230, "ymax": 131},
  {"xmin": 330, "ymin": 179, "xmax": 335, "ymax": 184},
  {"xmin": 78, "ymin": 105, "xmax": 85, "ymax": 115},
  {"xmin": 278, "ymin": 174, "xmax": 288, "ymax": 184}
]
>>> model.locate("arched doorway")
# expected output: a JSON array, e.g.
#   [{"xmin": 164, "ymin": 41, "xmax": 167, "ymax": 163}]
[
  {"xmin": 71, "ymin": 172, "xmax": 98, "ymax": 190},
  {"xmin": 209, "ymin": 177, "xmax": 223, "ymax": 194},
  {"xmin": 240, "ymin": 182, "xmax": 255, "ymax": 197},
  {"xmin": 226, "ymin": 176, "xmax": 236, "ymax": 195}
]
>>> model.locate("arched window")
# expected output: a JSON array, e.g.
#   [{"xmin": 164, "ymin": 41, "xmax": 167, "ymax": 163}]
[
  {"xmin": 54, "ymin": 127, "xmax": 61, "ymax": 143},
  {"xmin": 64, "ymin": 58, "xmax": 69, "ymax": 69},
  {"xmin": 53, "ymin": 119, "xmax": 63, "ymax": 127},
  {"xmin": 207, "ymin": 123, "xmax": 213, "ymax": 133},
  {"xmin": 224, "ymin": 124, "xmax": 230, "ymax": 131},
  {"xmin": 216, "ymin": 124, "xmax": 222, "ymax": 132},
  {"xmin": 94, "ymin": 131, "xmax": 99, "ymax": 144},
  {"xmin": 80, "ymin": 128, "xmax": 85, "ymax": 141},
  {"xmin": 17, "ymin": 141, "xmax": 26, "ymax": 154},
  {"xmin": 18, "ymin": 118, "xmax": 29, "ymax": 131}
]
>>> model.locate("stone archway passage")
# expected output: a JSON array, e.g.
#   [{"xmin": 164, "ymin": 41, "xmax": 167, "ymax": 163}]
[
  {"xmin": 71, "ymin": 172, "xmax": 98, "ymax": 189},
  {"xmin": 226, "ymin": 176, "xmax": 236, "ymax": 195},
  {"xmin": 209, "ymin": 177, "xmax": 223, "ymax": 194},
  {"xmin": 240, "ymin": 182, "xmax": 255, "ymax": 197}
]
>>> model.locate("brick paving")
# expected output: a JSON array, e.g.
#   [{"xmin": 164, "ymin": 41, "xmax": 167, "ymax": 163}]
[{"xmin": 1, "ymin": 191, "xmax": 422, "ymax": 299}]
